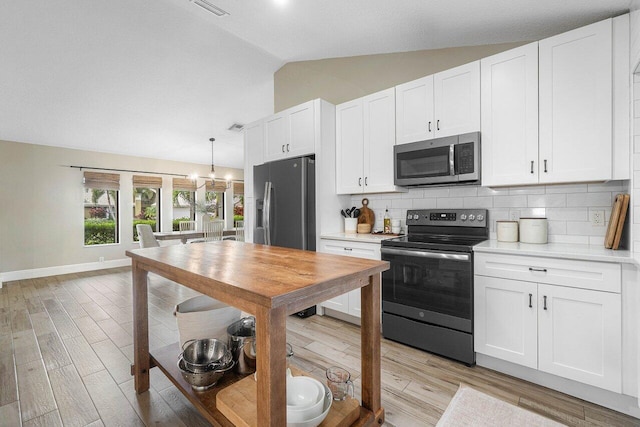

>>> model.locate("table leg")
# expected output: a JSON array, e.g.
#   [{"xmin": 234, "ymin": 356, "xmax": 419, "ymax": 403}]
[
  {"xmin": 361, "ymin": 273, "xmax": 383, "ymax": 423},
  {"xmin": 255, "ymin": 305, "xmax": 287, "ymax": 427},
  {"xmin": 132, "ymin": 261, "xmax": 150, "ymax": 393}
]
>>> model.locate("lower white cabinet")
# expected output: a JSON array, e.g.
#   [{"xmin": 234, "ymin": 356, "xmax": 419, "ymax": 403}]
[
  {"xmin": 474, "ymin": 253, "xmax": 622, "ymax": 393},
  {"xmin": 319, "ymin": 238, "xmax": 381, "ymax": 318}
]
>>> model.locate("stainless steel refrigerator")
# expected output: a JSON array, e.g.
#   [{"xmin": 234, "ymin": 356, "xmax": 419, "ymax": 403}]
[{"xmin": 253, "ymin": 156, "xmax": 316, "ymax": 251}]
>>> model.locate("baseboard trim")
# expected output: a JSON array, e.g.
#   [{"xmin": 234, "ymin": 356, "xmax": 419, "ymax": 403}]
[{"xmin": 0, "ymin": 258, "xmax": 131, "ymax": 287}]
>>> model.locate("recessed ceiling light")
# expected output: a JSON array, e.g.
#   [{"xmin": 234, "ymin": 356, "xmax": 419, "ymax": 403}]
[{"xmin": 273, "ymin": 0, "xmax": 288, "ymax": 6}]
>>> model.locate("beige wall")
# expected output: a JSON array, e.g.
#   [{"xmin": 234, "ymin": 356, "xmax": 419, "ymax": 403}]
[
  {"xmin": 0, "ymin": 140, "xmax": 243, "ymax": 275},
  {"xmin": 274, "ymin": 42, "xmax": 526, "ymax": 112}
]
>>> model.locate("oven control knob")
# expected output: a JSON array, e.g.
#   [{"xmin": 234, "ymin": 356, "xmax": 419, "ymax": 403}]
[
  {"xmin": 413, "ymin": 214, "xmax": 419, "ymax": 220},
  {"xmin": 460, "ymin": 214, "xmax": 467, "ymax": 221},
  {"xmin": 468, "ymin": 214, "xmax": 476, "ymax": 221},
  {"xmin": 407, "ymin": 213, "xmax": 412, "ymax": 220},
  {"xmin": 477, "ymin": 214, "xmax": 484, "ymax": 221}
]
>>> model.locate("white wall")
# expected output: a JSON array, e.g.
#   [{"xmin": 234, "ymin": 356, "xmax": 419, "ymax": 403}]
[
  {"xmin": 0, "ymin": 139, "xmax": 243, "ymax": 280},
  {"xmin": 350, "ymin": 182, "xmax": 629, "ymax": 246}
]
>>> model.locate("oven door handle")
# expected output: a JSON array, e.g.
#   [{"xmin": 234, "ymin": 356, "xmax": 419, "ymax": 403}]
[{"xmin": 381, "ymin": 247, "xmax": 470, "ymax": 262}]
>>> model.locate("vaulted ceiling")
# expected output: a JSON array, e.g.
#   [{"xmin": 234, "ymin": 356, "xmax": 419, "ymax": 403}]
[{"xmin": 0, "ymin": 0, "xmax": 631, "ymax": 169}]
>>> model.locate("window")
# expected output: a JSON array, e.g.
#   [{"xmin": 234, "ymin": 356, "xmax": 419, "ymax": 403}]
[
  {"xmin": 172, "ymin": 178, "xmax": 196, "ymax": 231},
  {"xmin": 233, "ymin": 181, "xmax": 244, "ymax": 227},
  {"xmin": 83, "ymin": 172, "xmax": 120, "ymax": 245},
  {"xmin": 204, "ymin": 179, "xmax": 228, "ymax": 220},
  {"xmin": 133, "ymin": 175, "xmax": 162, "ymax": 241}
]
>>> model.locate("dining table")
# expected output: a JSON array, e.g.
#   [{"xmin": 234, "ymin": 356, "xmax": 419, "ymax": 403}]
[
  {"xmin": 125, "ymin": 240, "xmax": 389, "ymax": 427},
  {"xmin": 153, "ymin": 229, "xmax": 236, "ymax": 244}
]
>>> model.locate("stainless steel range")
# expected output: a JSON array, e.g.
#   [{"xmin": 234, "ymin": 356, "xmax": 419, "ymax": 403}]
[{"xmin": 381, "ymin": 209, "xmax": 489, "ymax": 365}]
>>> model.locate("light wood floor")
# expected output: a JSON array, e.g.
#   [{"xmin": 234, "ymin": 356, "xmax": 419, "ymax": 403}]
[{"xmin": 0, "ymin": 268, "xmax": 638, "ymax": 427}]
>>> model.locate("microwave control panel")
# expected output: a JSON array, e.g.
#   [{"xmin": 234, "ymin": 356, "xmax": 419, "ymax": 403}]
[{"xmin": 455, "ymin": 142, "xmax": 475, "ymax": 174}]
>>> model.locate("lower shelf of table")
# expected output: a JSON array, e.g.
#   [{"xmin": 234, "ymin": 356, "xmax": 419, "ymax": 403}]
[{"xmin": 149, "ymin": 342, "xmax": 379, "ymax": 427}]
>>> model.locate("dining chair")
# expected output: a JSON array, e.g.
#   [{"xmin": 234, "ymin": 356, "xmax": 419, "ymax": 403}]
[
  {"xmin": 235, "ymin": 221, "xmax": 244, "ymax": 242},
  {"xmin": 136, "ymin": 224, "xmax": 160, "ymax": 248},
  {"xmin": 179, "ymin": 220, "xmax": 197, "ymax": 232},
  {"xmin": 202, "ymin": 219, "xmax": 224, "ymax": 242}
]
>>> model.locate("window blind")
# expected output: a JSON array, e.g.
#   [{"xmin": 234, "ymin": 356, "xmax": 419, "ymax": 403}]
[
  {"xmin": 233, "ymin": 182, "xmax": 244, "ymax": 195},
  {"xmin": 173, "ymin": 177, "xmax": 196, "ymax": 191},
  {"xmin": 83, "ymin": 171, "xmax": 120, "ymax": 190},
  {"xmin": 206, "ymin": 180, "xmax": 228, "ymax": 192},
  {"xmin": 133, "ymin": 175, "xmax": 163, "ymax": 188}
]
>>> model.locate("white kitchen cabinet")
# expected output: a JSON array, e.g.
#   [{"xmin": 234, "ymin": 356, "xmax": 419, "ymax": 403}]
[
  {"xmin": 395, "ymin": 62, "xmax": 479, "ymax": 144},
  {"xmin": 481, "ymin": 43, "xmax": 539, "ymax": 186},
  {"xmin": 538, "ymin": 19, "xmax": 612, "ymax": 183},
  {"xmin": 474, "ymin": 275, "xmax": 538, "ymax": 369},
  {"xmin": 474, "ymin": 252, "xmax": 622, "ymax": 393},
  {"xmin": 264, "ymin": 100, "xmax": 315, "ymax": 162},
  {"xmin": 319, "ymin": 238, "xmax": 381, "ymax": 319},
  {"xmin": 336, "ymin": 88, "xmax": 404, "ymax": 194}
]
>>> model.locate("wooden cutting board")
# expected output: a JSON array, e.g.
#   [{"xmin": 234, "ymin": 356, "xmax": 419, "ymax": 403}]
[
  {"xmin": 605, "ymin": 194, "xmax": 624, "ymax": 249},
  {"xmin": 612, "ymin": 194, "xmax": 630, "ymax": 250},
  {"xmin": 216, "ymin": 366, "xmax": 360, "ymax": 427},
  {"xmin": 357, "ymin": 198, "xmax": 375, "ymax": 228}
]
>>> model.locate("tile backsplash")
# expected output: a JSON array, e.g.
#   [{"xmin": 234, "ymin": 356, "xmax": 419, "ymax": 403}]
[{"xmin": 350, "ymin": 181, "xmax": 630, "ymax": 246}]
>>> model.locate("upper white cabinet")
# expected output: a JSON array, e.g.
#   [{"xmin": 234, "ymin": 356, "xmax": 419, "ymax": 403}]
[
  {"xmin": 395, "ymin": 61, "xmax": 480, "ymax": 144},
  {"xmin": 482, "ymin": 15, "xmax": 629, "ymax": 186},
  {"xmin": 264, "ymin": 100, "xmax": 316, "ymax": 162},
  {"xmin": 481, "ymin": 43, "xmax": 539, "ymax": 186},
  {"xmin": 336, "ymin": 88, "xmax": 404, "ymax": 194},
  {"xmin": 538, "ymin": 19, "xmax": 612, "ymax": 183}
]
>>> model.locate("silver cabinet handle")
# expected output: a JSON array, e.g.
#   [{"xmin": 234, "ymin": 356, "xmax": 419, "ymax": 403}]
[
  {"xmin": 286, "ymin": 144, "xmax": 290, "ymax": 152},
  {"xmin": 282, "ymin": 145, "xmax": 285, "ymax": 153},
  {"xmin": 529, "ymin": 267, "xmax": 547, "ymax": 273},
  {"xmin": 343, "ymin": 247, "xmax": 353, "ymax": 252},
  {"xmin": 529, "ymin": 293, "xmax": 533, "ymax": 308},
  {"xmin": 543, "ymin": 295, "xmax": 548, "ymax": 310},
  {"xmin": 544, "ymin": 159, "xmax": 548, "ymax": 173},
  {"xmin": 365, "ymin": 177, "xmax": 368, "ymax": 186},
  {"xmin": 428, "ymin": 121, "xmax": 431, "ymax": 132},
  {"xmin": 449, "ymin": 144, "xmax": 455, "ymax": 176},
  {"xmin": 437, "ymin": 119, "xmax": 440, "ymax": 131},
  {"xmin": 358, "ymin": 177, "xmax": 362, "ymax": 187},
  {"xmin": 530, "ymin": 161, "xmax": 534, "ymax": 174},
  {"xmin": 381, "ymin": 247, "xmax": 470, "ymax": 262}
]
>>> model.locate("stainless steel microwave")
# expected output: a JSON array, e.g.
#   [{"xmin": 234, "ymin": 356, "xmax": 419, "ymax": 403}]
[{"xmin": 394, "ymin": 132, "xmax": 480, "ymax": 186}]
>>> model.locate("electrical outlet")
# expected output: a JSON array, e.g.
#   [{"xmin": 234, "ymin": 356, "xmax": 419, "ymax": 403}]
[
  {"xmin": 591, "ymin": 210, "xmax": 605, "ymax": 226},
  {"xmin": 99, "ymin": 256, "xmax": 105, "ymax": 262},
  {"xmin": 510, "ymin": 210, "xmax": 520, "ymax": 221}
]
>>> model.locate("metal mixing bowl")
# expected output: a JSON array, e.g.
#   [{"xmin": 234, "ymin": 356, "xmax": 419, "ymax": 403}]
[
  {"xmin": 177, "ymin": 356, "xmax": 235, "ymax": 390},
  {"xmin": 181, "ymin": 338, "xmax": 231, "ymax": 373}
]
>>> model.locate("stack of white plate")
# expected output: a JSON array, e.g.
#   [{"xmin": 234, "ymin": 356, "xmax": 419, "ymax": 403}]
[{"xmin": 286, "ymin": 371, "xmax": 333, "ymax": 427}]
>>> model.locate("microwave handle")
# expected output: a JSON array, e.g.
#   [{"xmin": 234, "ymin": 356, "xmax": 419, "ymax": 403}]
[{"xmin": 449, "ymin": 144, "xmax": 455, "ymax": 175}]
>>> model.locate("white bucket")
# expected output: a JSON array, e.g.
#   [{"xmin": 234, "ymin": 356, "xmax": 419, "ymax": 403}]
[{"xmin": 174, "ymin": 295, "xmax": 241, "ymax": 348}]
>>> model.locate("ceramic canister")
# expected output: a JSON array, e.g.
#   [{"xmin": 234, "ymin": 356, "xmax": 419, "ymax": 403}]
[
  {"xmin": 496, "ymin": 221, "xmax": 518, "ymax": 242},
  {"xmin": 519, "ymin": 218, "xmax": 548, "ymax": 244}
]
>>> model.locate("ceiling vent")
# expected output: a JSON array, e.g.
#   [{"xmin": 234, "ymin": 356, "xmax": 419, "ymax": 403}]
[
  {"xmin": 190, "ymin": 0, "xmax": 229, "ymax": 17},
  {"xmin": 228, "ymin": 123, "xmax": 245, "ymax": 132}
]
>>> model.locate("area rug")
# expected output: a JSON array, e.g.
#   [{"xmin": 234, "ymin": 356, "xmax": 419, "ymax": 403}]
[{"xmin": 436, "ymin": 384, "xmax": 565, "ymax": 426}]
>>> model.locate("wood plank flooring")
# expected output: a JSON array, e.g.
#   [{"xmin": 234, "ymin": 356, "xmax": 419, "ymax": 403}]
[{"xmin": 0, "ymin": 267, "xmax": 638, "ymax": 426}]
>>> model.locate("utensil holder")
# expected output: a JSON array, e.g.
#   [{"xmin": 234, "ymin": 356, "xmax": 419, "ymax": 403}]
[{"xmin": 344, "ymin": 218, "xmax": 357, "ymax": 234}]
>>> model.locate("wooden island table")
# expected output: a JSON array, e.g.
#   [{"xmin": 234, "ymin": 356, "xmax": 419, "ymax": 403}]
[{"xmin": 126, "ymin": 240, "xmax": 389, "ymax": 426}]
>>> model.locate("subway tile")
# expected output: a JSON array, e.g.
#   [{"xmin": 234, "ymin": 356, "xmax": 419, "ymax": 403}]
[
  {"xmin": 567, "ymin": 221, "xmax": 607, "ymax": 237},
  {"xmin": 436, "ymin": 198, "xmax": 464, "ymax": 208},
  {"xmin": 422, "ymin": 188, "xmax": 450, "ymax": 198},
  {"xmin": 634, "ymin": 171, "xmax": 640, "ymax": 188},
  {"xmin": 464, "ymin": 197, "xmax": 492, "ymax": 208},
  {"xmin": 508, "ymin": 186, "xmax": 545, "ymax": 195},
  {"xmin": 587, "ymin": 181, "xmax": 625, "ymax": 192},
  {"xmin": 391, "ymin": 199, "xmax": 413, "ymax": 209},
  {"xmin": 449, "ymin": 187, "xmax": 478, "ymax": 197},
  {"xmin": 519, "ymin": 208, "xmax": 546, "ymax": 218},
  {"xmin": 527, "ymin": 194, "xmax": 566, "ymax": 208},
  {"xmin": 547, "ymin": 220, "xmax": 567, "ymax": 235},
  {"xmin": 635, "ymin": 99, "xmax": 640, "ymax": 118},
  {"xmin": 634, "ymin": 153, "xmax": 640, "ymax": 169},
  {"xmin": 633, "ymin": 189, "xmax": 640, "ymax": 202},
  {"xmin": 402, "ymin": 189, "xmax": 423, "ymax": 199},
  {"xmin": 567, "ymin": 192, "xmax": 612, "ymax": 207},
  {"xmin": 634, "ymin": 135, "xmax": 640, "ymax": 153},
  {"xmin": 634, "ymin": 208, "xmax": 640, "ymax": 224},
  {"xmin": 545, "ymin": 183, "xmax": 587, "ymax": 194},
  {"xmin": 412, "ymin": 198, "xmax": 437, "ymax": 209},
  {"xmin": 477, "ymin": 186, "xmax": 510, "ymax": 196},
  {"xmin": 634, "ymin": 241, "xmax": 640, "ymax": 252},
  {"xmin": 588, "ymin": 236, "xmax": 607, "ymax": 246},
  {"xmin": 546, "ymin": 208, "xmax": 588, "ymax": 221},
  {"xmin": 493, "ymin": 195, "xmax": 527, "ymax": 208}
]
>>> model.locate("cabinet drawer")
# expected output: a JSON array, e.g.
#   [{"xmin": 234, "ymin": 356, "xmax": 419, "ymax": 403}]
[
  {"xmin": 319, "ymin": 239, "xmax": 381, "ymax": 260},
  {"xmin": 474, "ymin": 253, "xmax": 620, "ymax": 293}
]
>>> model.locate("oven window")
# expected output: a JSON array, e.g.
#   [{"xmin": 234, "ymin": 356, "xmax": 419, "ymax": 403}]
[
  {"xmin": 382, "ymin": 252, "xmax": 472, "ymax": 319},
  {"xmin": 397, "ymin": 146, "xmax": 450, "ymax": 179}
]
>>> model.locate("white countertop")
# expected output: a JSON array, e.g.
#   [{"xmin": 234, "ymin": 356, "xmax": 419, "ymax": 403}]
[
  {"xmin": 320, "ymin": 232, "xmax": 402, "ymax": 244},
  {"xmin": 474, "ymin": 240, "xmax": 636, "ymax": 265}
]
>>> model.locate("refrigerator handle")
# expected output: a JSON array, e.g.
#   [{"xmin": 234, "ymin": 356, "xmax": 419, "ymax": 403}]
[{"xmin": 263, "ymin": 181, "xmax": 272, "ymax": 245}]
